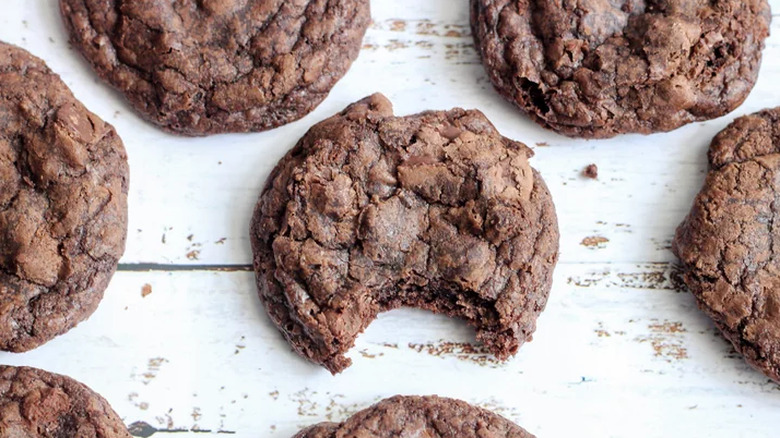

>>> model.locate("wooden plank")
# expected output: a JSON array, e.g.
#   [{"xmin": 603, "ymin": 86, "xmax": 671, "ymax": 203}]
[
  {"xmin": 2, "ymin": 266, "xmax": 778, "ymax": 437},
  {"xmin": 0, "ymin": 1, "xmax": 778, "ymax": 265}
]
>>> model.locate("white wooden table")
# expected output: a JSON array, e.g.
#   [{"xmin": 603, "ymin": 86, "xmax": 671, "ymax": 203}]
[{"xmin": 2, "ymin": 2, "xmax": 780, "ymax": 437}]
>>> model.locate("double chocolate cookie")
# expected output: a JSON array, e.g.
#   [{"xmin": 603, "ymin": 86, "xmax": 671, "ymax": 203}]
[
  {"xmin": 251, "ymin": 94, "xmax": 559, "ymax": 373},
  {"xmin": 294, "ymin": 395, "xmax": 535, "ymax": 437},
  {"xmin": 471, "ymin": 0, "xmax": 772, "ymax": 138},
  {"xmin": 0, "ymin": 42, "xmax": 128, "ymax": 352},
  {"xmin": 60, "ymin": 0, "xmax": 371, "ymax": 136},
  {"xmin": 0, "ymin": 366, "xmax": 131, "ymax": 437},
  {"xmin": 674, "ymin": 107, "xmax": 780, "ymax": 382}
]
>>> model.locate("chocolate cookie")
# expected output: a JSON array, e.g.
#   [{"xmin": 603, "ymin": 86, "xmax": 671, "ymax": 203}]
[
  {"xmin": 251, "ymin": 93, "xmax": 559, "ymax": 373},
  {"xmin": 60, "ymin": 0, "xmax": 370, "ymax": 136},
  {"xmin": 0, "ymin": 42, "xmax": 128, "ymax": 352},
  {"xmin": 673, "ymin": 107, "xmax": 780, "ymax": 382},
  {"xmin": 470, "ymin": 0, "xmax": 772, "ymax": 138},
  {"xmin": 293, "ymin": 395, "xmax": 535, "ymax": 438},
  {"xmin": 0, "ymin": 366, "xmax": 131, "ymax": 437}
]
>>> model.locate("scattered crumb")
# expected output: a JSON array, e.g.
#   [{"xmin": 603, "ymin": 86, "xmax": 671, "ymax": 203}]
[
  {"xmin": 535, "ymin": 142, "xmax": 549, "ymax": 147},
  {"xmin": 187, "ymin": 234, "xmax": 194, "ymax": 241},
  {"xmin": 581, "ymin": 236, "xmax": 609, "ymax": 248},
  {"xmin": 186, "ymin": 250, "xmax": 201, "ymax": 260},
  {"xmin": 583, "ymin": 164, "xmax": 599, "ymax": 179},
  {"xmin": 141, "ymin": 283, "xmax": 152, "ymax": 298},
  {"xmin": 215, "ymin": 237, "xmax": 227, "ymax": 245}
]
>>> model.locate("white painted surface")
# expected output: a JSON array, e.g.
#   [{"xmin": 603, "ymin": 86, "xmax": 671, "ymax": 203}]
[{"xmin": 1, "ymin": 1, "xmax": 780, "ymax": 437}]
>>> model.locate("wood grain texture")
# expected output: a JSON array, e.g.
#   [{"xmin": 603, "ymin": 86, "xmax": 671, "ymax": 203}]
[
  {"xmin": 2, "ymin": 268, "xmax": 779, "ymax": 437},
  {"xmin": 0, "ymin": 1, "xmax": 779, "ymax": 437}
]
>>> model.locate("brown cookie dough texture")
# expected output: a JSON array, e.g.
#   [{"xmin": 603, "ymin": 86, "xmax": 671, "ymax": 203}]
[
  {"xmin": 0, "ymin": 366, "xmax": 131, "ymax": 437},
  {"xmin": 59, "ymin": 0, "xmax": 371, "ymax": 136},
  {"xmin": 674, "ymin": 107, "xmax": 780, "ymax": 383},
  {"xmin": 294, "ymin": 395, "xmax": 535, "ymax": 438},
  {"xmin": 251, "ymin": 93, "xmax": 559, "ymax": 373},
  {"xmin": 0, "ymin": 42, "xmax": 128, "ymax": 352},
  {"xmin": 471, "ymin": 0, "xmax": 772, "ymax": 138}
]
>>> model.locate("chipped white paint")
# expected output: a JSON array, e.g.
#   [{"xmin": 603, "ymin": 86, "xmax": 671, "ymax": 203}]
[{"xmin": 1, "ymin": 1, "xmax": 780, "ymax": 437}]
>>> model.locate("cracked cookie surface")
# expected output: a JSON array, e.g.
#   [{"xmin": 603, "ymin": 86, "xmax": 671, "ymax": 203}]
[
  {"xmin": 674, "ymin": 107, "xmax": 780, "ymax": 383},
  {"xmin": 470, "ymin": 0, "xmax": 772, "ymax": 138},
  {"xmin": 251, "ymin": 93, "xmax": 559, "ymax": 373},
  {"xmin": 59, "ymin": 0, "xmax": 371, "ymax": 136},
  {"xmin": 293, "ymin": 395, "xmax": 535, "ymax": 438},
  {"xmin": 0, "ymin": 42, "xmax": 128, "ymax": 352},
  {"xmin": 0, "ymin": 366, "xmax": 131, "ymax": 437}
]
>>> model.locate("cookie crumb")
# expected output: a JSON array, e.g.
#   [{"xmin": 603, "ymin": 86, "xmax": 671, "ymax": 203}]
[
  {"xmin": 583, "ymin": 164, "xmax": 598, "ymax": 179},
  {"xmin": 141, "ymin": 284, "xmax": 152, "ymax": 298}
]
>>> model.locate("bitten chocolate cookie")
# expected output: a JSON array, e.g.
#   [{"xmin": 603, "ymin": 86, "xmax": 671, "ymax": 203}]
[
  {"xmin": 293, "ymin": 395, "xmax": 535, "ymax": 438},
  {"xmin": 0, "ymin": 42, "xmax": 128, "ymax": 352},
  {"xmin": 674, "ymin": 107, "xmax": 780, "ymax": 383},
  {"xmin": 60, "ymin": 0, "xmax": 370, "ymax": 136},
  {"xmin": 251, "ymin": 93, "xmax": 559, "ymax": 373},
  {"xmin": 470, "ymin": 0, "xmax": 772, "ymax": 138},
  {"xmin": 0, "ymin": 366, "xmax": 131, "ymax": 436}
]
